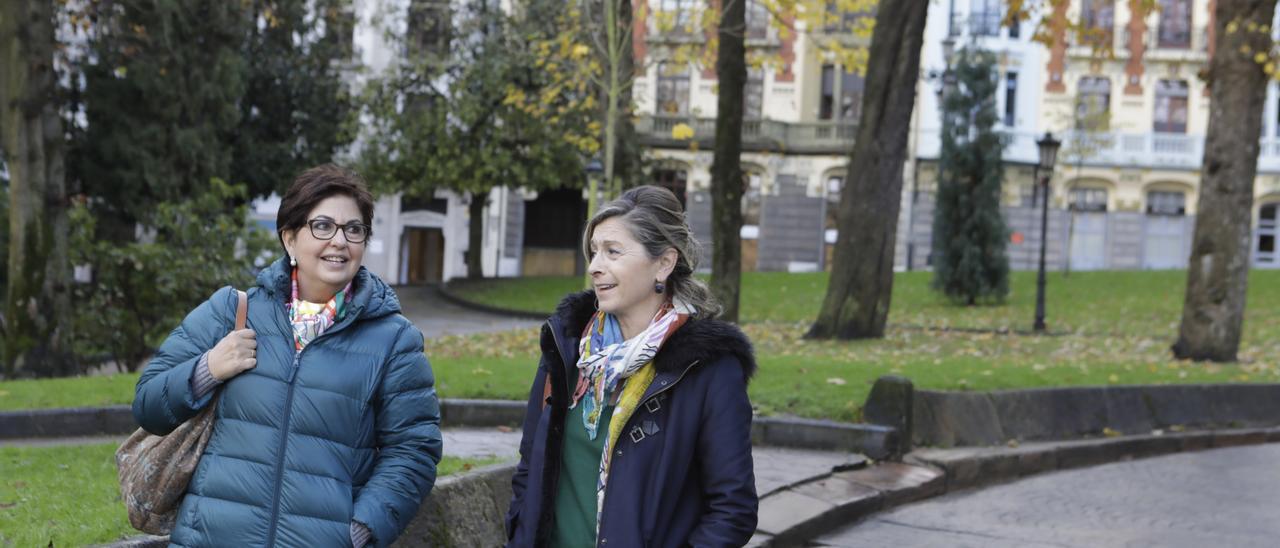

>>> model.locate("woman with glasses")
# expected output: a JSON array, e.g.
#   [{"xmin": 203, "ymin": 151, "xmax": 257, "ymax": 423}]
[{"xmin": 133, "ymin": 164, "xmax": 442, "ymax": 547}]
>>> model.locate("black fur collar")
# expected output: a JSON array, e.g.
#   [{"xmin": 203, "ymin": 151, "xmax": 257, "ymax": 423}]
[{"xmin": 546, "ymin": 290, "xmax": 757, "ymax": 380}]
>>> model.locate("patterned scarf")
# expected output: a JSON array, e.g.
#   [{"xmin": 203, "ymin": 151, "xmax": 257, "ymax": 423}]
[
  {"xmin": 570, "ymin": 298, "xmax": 692, "ymax": 533},
  {"xmin": 288, "ymin": 267, "xmax": 353, "ymax": 352}
]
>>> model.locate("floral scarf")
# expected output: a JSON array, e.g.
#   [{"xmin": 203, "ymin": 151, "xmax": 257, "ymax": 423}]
[
  {"xmin": 288, "ymin": 267, "xmax": 353, "ymax": 352},
  {"xmin": 570, "ymin": 298, "xmax": 692, "ymax": 533}
]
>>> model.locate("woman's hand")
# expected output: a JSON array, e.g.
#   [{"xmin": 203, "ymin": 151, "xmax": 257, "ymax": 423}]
[{"xmin": 208, "ymin": 329, "xmax": 258, "ymax": 381}]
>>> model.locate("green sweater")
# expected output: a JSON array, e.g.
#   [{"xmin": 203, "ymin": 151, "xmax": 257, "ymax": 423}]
[{"xmin": 551, "ymin": 402, "xmax": 615, "ymax": 547}]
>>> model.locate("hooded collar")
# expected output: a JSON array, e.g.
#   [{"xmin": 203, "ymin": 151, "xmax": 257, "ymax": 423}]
[
  {"xmin": 545, "ymin": 290, "xmax": 757, "ymax": 380},
  {"xmin": 255, "ymin": 257, "xmax": 401, "ymax": 322}
]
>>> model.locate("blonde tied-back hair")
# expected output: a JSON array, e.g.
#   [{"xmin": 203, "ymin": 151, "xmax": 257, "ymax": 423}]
[{"xmin": 583, "ymin": 185, "xmax": 722, "ymax": 318}]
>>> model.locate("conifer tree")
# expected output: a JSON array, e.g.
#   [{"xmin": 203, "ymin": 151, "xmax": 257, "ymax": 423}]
[{"xmin": 931, "ymin": 46, "xmax": 1009, "ymax": 305}]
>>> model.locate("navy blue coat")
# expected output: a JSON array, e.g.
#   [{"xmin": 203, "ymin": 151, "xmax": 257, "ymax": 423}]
[
  {"xmin": 506, "ymin": 291, "xmax": 758, "ymax": 547},
  {"xmin": 133, "ymin": 259, "xmax": 443, "ymax": 547}
]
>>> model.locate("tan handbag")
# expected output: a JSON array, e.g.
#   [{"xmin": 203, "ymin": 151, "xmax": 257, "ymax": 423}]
[{"xmin": 115, "ymin": 289, "xmax": 247, "ymax": 535}]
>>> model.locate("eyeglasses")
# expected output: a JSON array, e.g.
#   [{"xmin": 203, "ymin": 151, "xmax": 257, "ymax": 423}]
[{"xmin": 307, "ymin": 218, "xmax": 371, "ymax": 244}]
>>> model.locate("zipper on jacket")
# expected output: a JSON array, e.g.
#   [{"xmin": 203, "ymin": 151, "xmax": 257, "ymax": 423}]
[
  {"xmin": 595, "ymin": 359, "xmax": 699, "ymax": 546},
  {"xmin": 263, "ymin": 349, "xmax": 304, "ymax": 548},
  {"xmin": 262, "ymin": 304, "xmax": 358, "ymax": 547}
]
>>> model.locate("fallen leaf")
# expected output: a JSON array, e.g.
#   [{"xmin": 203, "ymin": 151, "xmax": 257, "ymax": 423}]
[
  {"xmin": 495, "ymin": 425, "xmax": 513, "ymax": 433},
  {"xmin": 826, "ymin": 377, "xmax": 846, "ymax": 386},
  {"xmin": 1102, "ymin": 427, "xmax": 1121, "ymax": 438}
]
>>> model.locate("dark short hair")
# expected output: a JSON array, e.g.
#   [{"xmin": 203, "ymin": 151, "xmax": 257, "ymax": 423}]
[{"xmin": 276, "ymin": 164, "xmax": 375, "ymax": 254}]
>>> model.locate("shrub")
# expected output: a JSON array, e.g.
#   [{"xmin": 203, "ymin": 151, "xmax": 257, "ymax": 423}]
[{"xmin": 69, "ymin": 179, "xmax": 274, "ymax": 371}]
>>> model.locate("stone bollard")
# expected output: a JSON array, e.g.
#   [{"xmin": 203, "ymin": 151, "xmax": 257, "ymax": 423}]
[{"xmin": 862, "ymin": 375, "xmax": 914, "ymax": 460}]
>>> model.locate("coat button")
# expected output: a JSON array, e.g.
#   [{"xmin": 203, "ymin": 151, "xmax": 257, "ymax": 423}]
[{"xmin": 616, "ymin": 449, "xmax": 622, "ymax": 456}]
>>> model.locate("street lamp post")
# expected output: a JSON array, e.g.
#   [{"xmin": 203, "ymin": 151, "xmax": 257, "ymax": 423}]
[{"xmin": 1033, "ymin": 132, "xmax": 1061, "ymax": 333}]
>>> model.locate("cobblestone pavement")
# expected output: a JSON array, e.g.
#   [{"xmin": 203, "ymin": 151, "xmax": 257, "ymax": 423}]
[
  {"xmin": 394, "ymin": 285, "xmax": 541, "ymax": 339},
  {"xmin": 813, "ymin": 443, "xmax": 1280, "ymax": 548}
]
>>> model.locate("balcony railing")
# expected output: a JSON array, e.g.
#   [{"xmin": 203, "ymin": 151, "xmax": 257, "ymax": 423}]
[
  {"xmin": 636, "ymin": 115, "xmax": 857, "ymax": 153},
  {"xmin": 1119, "ymin": 27, "xmax": 1209, "ymax": 53},
  {"xmin": 949, "ymin": 12, "xmax": 1006, "ymax": 38}
]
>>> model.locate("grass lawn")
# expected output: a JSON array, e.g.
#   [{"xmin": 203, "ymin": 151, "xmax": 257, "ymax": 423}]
[
  {"xmin": 4, "ymin": 271, "xmax": 1280, "ymax": 423},
  {"xmin": 437, "ymin": 270, "xmax": 1280, "ymax": 421},
  {"xmin": 447, "ymin": 270, "xmax": 1280, "ymax": 340},
  {"xmin": 0, "ymin": 442, "xmax": 504, "ymax": 547}
]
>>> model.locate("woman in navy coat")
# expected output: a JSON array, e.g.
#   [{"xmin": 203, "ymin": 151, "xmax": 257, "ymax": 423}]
[{"xmin": 506, "ymin": 185, "xmax": 758, "ymax": 547}]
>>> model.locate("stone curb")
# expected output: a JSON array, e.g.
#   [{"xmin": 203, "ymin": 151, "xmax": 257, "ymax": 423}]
[
  {"xmin": 746, "ymin": 426, "xmax": 1280, "ymax": 547},
  {"xmin": 912, "ymin": 383, "xmax": 1280, "ymax": 447},
  {"xmin": 93, "ymin": 426, "xmax": 1280, "ymax": 548},
  {"xmin": 435, "ymin": 281, "xmax": 550, "ymax": 321},
  {"xmin": 0, "ymin": 400, "xmax": 532, "ymax": 440},
  {"xmin": 0, "ymin": 403, "xmax": 898, "ymax": 456}
]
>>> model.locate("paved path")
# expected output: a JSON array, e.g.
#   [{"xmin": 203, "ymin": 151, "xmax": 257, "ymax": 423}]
[
  {"xmin": 813, "ymin": 443, "xmax": 1280, "ymax": 548},
  {"xmin": 7, "ymin": 426, "xmax": 863, "ymax": 499},
  {"xmin": 394, "ymin": 285, "xmax": 540, "ymax": 339},
  {"xmin": 441, "ymin": 426, "xmax": 864, "ymax": 498}
]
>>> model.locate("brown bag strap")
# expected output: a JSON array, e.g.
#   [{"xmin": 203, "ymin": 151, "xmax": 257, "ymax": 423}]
[{"xmin": 234, "ymin": 290, "xmax": 247, "ymax": 331}]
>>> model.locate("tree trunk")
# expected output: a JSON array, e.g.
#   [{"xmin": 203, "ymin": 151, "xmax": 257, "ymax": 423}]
[
  {"xmin": 466, "ymin": 191, "xmax": 487, "ymax": 279},
  {"xmin": 613, "ymin": 0, "xmax": 642, "ymax": 192},
  {"xmin": 709, "ymin": 0, "xmax": 746, "ymax": 323},
  {"xmin": 807, "ymin": 0, "xmax": 928, "ymax": 340},
  {"xmin": 1172, "ymin": 0, "xmax": 1275, "ymax": 362},
  {"xmin": 1, "ymin": 0, "xmax": 76, "ymax": 377}
]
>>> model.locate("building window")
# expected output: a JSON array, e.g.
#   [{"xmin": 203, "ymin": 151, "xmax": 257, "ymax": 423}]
[
  {"xmin": 745, "ymin": 68, "xmax": 764, "ymax": 120},
  {"xmin": 1076, "ymin": 76, "xmax": 1111, "ymax": 129},
  {"xmin": 325, "ymin": 6, "xmax": 356, "ymax": 60},
  {"xmin": 406, "ymin": 1, "xmax": 449, "ymax": 58},
  {"xmin": 1154, "ymin": 79, "xmax": 1189, "ymax": 133},
  {"xmin": 742, "ymin": 172, "xmax": 763, "ymax": 229},
  {"xmin": 970, "ymin": 0, "xmax": 1002, "ymax": 36},
  {"xmin": 1259, "ymin": 204, "xmax": 1277, "ymax": 263},
  {"xmin": 746, "ymin": 0, "xmax": 769, "ymax": 40},
  {"xmin": 1147, "ymin": 190, "xmax": 1186, "ymax": 215},
  {"xmin": 1274, "ymin": 93, "xmax": 1280, "ymax": 137},
  {"xmin": 819, "ymin": 64, "xmax": 864, "ymax": 121},
  {"xmin": 824, "ymin": 1, "xmax": 870, "ymax": 33},
  {"xmin": 653, "ymin": 167, "xmax": 688, "ymax": 207},
  {"xmin": 1081, "ymin": 0, "xmax": 1115, "ymax": 46},
  {"xmin": 658, "ymin": 0, "xmax": 696, "ymax": 35},
  {"xmin": 840, "ymin": 69, "xmax": 864, "ymax": 121},
  {"xmin": 1069, "ymin": 187, "xmax": 1108, "ymax": 212},
  {"xmin": 656, "ymin": 62, "xmax": 690, "ymax": 116},
  {"xmin": 820, "ymin": 66, "xmax": 835, "ymax": 119},
  {"xmin": 1004, "ymin": 72, "xmax": 1018, "ymax": 126},
  {"xmin": 1157, "ymin": 0, "xmax": 1192, "ymax": 49},
  {"xmin": 825, "ymin": 175, "xmax": 843, "ymax": 230}
]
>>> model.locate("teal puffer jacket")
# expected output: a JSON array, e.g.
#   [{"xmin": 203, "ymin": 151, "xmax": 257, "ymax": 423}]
[{"xmin": 133, "ymin": 258, "xmax": 442, "ymax": 547}]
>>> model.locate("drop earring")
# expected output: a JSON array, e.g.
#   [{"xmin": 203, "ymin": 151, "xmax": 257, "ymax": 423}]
[
  {"xmin": 289, "ymin": 255, "xmax": 297, "ymax": 267},
  {"xmin": 654, "ymin": 280, "xmax": 665, "ymax": 294}
]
